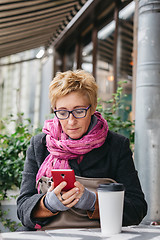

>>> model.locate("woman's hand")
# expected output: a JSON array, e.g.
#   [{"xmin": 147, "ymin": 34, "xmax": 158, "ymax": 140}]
[
  {"xmin": 53, "ymin": 180, "xmax": 85, "ymax": 208},
  {"xmin": 45, "ymin": 181, "xmax": 95, "ymax": 212}
]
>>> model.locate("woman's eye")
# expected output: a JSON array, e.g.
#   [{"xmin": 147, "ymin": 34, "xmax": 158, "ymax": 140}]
[
  {"xmin": 75, "ymin": 109, "xmax": 84, "ymax": 114},
  {"xmin": 59, "ymin": 111, "xmax": 67, "ymax": 116}
]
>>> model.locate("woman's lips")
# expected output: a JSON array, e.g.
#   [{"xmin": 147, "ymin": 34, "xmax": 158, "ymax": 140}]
[{"xmin": 68, "ymin": 128, "xmax": 79, "ymax": 131}]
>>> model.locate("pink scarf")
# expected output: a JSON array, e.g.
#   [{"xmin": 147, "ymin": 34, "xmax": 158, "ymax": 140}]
[{"xmin": 36, "ymin": 111, "xmax": 108, "ymax": 183}]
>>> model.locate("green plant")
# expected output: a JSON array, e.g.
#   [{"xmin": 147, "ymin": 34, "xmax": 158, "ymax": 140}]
[
  {"xmin": 0, "ymin": 204, "xmax": 22, "ymax": 232},
  {"xmin": 0, "ymin": 113, "xmax": 42, "ymax": 231},
  {"xmin": 0, "ymin": 113, "xmax": 34, "ymax": 200},
  {"xmin": 97, "ymin": 81, "xmax": 134, "ymax": 147}
]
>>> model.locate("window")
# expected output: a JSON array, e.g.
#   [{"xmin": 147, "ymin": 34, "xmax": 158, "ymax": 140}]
[
  {"xmin": 82, "ymin": 31, "xmax": 93, "ymax": 73},
  {"xmin": 97, "ymin": 21, "xmax": 115, "ymax": 101}
]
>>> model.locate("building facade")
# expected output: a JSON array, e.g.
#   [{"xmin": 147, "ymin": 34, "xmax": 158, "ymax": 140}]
[{"xmin": 0, "ymin": 0, "xmax": 160, "ymax": 223}]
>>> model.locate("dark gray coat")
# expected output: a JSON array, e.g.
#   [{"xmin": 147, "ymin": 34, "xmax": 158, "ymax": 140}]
[{"xmin": 17, "ymin": 130, "xmax": 147, "ymax": 230}]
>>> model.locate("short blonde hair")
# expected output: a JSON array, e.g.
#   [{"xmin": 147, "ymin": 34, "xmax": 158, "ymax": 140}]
[{"xmin": 49, "ymin": 69, "xmax": 98, "ymax": 112}]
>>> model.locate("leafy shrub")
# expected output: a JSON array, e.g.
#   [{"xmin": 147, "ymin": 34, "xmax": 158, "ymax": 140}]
[
  {"xmin": 96, "ymin": 81, "xmax": 134, "ymax": 147},
  {"xmin": 0, "ymin": 113, "xmax": 40, "ymax": 200},
  {"xmin": 0, "ymin": 114, "xmax": 42, "ymax": 231}
]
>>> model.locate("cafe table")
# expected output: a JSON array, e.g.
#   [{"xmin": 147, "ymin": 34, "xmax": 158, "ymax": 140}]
[{"xmin": 1, "ymin": 224, "xmax": 160, "ymax": 240}]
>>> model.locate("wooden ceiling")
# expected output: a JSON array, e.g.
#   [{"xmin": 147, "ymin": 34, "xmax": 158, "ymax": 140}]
[{"xmin": 0, "ymin": 0, "xmax": 87, "ymax": 58}]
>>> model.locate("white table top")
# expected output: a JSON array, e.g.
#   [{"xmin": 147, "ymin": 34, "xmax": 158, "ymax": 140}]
[{"xmin": 1, "ymin": 225, "xmax": 160, "ymax": 240}]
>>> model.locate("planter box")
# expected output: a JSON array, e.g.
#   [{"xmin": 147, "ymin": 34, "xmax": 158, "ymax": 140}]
[{"xmin": 0, "ymin": 189, "xmax": 21, "ymax": 232}]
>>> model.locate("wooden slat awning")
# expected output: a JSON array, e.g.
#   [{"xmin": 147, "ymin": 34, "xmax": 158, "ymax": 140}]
[{"xmin": 0, "ymin": 0, "xmax": 87, "ymax": 58}]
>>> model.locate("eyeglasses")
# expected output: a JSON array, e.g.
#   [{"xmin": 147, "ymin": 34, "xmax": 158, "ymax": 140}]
[{"xmin": 54, "ymin": 105, "xmax": 91, "ymax": 120}]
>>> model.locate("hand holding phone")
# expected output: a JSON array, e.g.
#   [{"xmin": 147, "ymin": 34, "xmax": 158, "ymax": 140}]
[{"xmin": 51, "ymin": 169, "xmax": 76, "ymax": 191}]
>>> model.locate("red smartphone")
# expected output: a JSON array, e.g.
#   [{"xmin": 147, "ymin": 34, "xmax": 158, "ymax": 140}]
[{"xmin": 51, "ymin": 169, "xmax": 76, "ymax": 191}]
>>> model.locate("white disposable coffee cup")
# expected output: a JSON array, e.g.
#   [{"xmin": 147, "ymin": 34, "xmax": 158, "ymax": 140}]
[{"xmin": 97, "ymin": 183, "xmax": 125, "ymax": 236}]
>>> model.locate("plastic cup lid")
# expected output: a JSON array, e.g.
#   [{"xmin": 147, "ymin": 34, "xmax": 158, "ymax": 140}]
[{"xmin": 97, "ymin": 183, "xmax": 125, "ymax": 191}]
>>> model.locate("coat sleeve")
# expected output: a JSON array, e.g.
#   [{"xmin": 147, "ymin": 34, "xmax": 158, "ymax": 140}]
[
  {"xmin": 115, "ymin": 137, "xmax": 148, "ymax": 226},
  {"xmin": 17, "ymin": 135, "xmax": 52, "ymax": 229}
]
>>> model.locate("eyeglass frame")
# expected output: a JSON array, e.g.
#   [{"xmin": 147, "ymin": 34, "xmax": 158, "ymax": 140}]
[{"xmin": 54, "ymin": 105, "xmax": 91, "ymax": 120}]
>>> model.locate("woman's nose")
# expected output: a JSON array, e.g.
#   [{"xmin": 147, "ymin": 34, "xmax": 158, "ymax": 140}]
[{"xmin": 67, "ymin": 113, "xmax": 76, "ymax": 124}]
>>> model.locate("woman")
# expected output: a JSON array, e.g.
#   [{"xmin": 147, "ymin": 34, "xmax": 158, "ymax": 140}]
[{"xmin": 17, "ymin": 69, "xmax": 147, "ymax": 231}]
